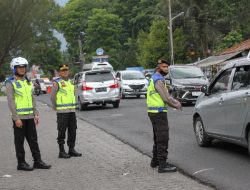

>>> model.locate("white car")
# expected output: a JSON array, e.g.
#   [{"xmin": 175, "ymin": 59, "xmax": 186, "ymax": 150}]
[
  {"xmin": 73, "ymin": 70, "xmax": 120, "ymax": 110},
  {"xmin": 116, "ymin": 70, "xmax": 148, "ymax": 99}
]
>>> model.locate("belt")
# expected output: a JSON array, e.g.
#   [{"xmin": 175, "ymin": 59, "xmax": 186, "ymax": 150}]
[{"xmin": 148, "ymin": 107, "xmax": 167, "ymax": 112}]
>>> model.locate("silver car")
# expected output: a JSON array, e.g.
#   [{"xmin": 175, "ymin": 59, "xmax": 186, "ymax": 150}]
[
  {"xmin": 73, "ymin": 70, "xmax": 120, "ymax": 110},
  {"xmin": 193, "ymin": 57, "xmax": 250, "ymax": 156}
]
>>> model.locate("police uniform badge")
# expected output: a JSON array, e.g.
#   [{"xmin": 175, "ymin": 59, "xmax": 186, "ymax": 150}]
[
  {"xmin": 61, "ymin": 81, "xmax": 66, "ymax": 87},
  {"xmin": 15, "ymin": 81, "xmax": 22, "ymax": 88}
]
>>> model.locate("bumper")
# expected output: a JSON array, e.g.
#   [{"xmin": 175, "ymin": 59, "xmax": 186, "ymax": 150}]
[
  {"xmin": 123, "ymin": 89, "xmax": 147, "ymax": 95},
  {"xmin": 172, "ymin": 90, "xmax": 201, "ymax": 104},
  {"xmin": 80, "ymin": 97, "xmax": 120, "ymax": 105}
]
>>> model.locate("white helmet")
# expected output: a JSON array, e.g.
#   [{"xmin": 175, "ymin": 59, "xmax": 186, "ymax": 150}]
[{"xmin": 10, "ymin": 57, "xmax": 28, "ymax": 70}]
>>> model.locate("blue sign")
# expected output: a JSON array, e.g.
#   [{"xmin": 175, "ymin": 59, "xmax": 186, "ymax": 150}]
[{"xmin": 96, "ymin": 48, "xmax": 104, "ymax": 55}]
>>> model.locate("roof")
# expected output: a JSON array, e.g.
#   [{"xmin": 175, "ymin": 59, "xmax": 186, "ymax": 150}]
[
  {"xmin": 195, "ymin": 52, "xmax": 241, "ymax": 68},
  {"xmin": 220, "ymin": 39, "xmax": 250, "ymax": 55}
]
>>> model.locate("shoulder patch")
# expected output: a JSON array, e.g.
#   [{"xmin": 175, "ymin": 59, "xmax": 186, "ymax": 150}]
[{"xmin": 54, "ymin": 77, "xmax": 61, "ymax": 82}]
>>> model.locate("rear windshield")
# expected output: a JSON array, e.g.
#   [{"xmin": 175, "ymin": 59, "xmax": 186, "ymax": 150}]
[
  {"xmin": 122, "ymin": 72, "xmax": 145, "ymax": 80},
  {"xmin": 85, "ymin": 72, "xmax": 114, "ymax": 82},
  {"xmin": 170, "ymin": 67, "xmax": 205, "ymax": 79}
]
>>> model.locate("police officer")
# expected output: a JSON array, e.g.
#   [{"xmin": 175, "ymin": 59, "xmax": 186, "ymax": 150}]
[
  {"xmin": 51, "ymin": 64, "xmax": 82, "ymax": 159},
  {"xmin": 147, "ymin": 59, "xmax": 182, "ymax": 173},
  {"xmin": 6, "ymin": 57, "xmax": 51, "ymax": 171}
]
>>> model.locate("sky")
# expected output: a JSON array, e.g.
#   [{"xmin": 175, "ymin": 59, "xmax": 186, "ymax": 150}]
[
  {"xmin": 53, "ymin": 0, "xmax": 69, "ymax": 51},
  {"xmin": 55, "ymin": 0, "xmax": 69, "ymax": 6}
]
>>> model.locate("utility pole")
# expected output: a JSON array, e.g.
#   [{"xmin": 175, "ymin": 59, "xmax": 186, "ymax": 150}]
[
  {"xmin": 78, "ymin": 31, "xmax": 86, "ymax": 70},
  {"xmin": 168, "ymin": 0, "xmax": 174, "ymax": 65},
  {"xmin": 168, "ymin": 0, "xmax": 184, "ymax": 65}
]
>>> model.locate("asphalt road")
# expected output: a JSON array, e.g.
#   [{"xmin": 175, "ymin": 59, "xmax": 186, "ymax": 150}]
[{"xmin": 38, "ymin": 94, "xmax": 250, "ymax": 190}]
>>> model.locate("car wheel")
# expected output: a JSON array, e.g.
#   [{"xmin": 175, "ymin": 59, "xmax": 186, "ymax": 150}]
[
  {"xmin": 113, "ymin": 100, "xmax": 120, "ymax": 108},
  {"xmin": 248, "ymin": 131, "xmax": 250, "ymax": 157},
  {"xmin": 194, "ymin": 116, "xmax": 212, "ymax": 147},
  {"xmin": 78, "ymin": 98, "xmax": 87, "ymax": 111}
]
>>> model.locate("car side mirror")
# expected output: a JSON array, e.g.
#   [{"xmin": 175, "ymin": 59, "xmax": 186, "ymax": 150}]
[{"xmin": 201, "ymin": 85, "xmax": 210, "ymax": 96}]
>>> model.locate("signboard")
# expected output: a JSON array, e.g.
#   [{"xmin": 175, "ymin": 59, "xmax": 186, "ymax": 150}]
[{"xmin": 96, "ymin": 48, "xmax": 104, "ymax": 56}]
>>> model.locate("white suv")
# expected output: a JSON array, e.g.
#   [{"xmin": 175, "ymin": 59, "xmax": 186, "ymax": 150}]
[
  {"xmin": 73, "ymin": 70, "xmax": 120, "ymax": 110},
  {"xmin": 116, "ymin": 70, "xmax": 148, "ymax": 98}
]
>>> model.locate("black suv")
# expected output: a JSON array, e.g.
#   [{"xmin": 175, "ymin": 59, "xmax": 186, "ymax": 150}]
[{"xmin": 166, "ymin": 65, "xmax": 208, "ymax": 104}]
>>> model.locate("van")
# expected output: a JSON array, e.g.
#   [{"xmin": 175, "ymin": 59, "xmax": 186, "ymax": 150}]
[{"xmin": 82, "ymin": 62, "xmax": 113, "ymax": 71}]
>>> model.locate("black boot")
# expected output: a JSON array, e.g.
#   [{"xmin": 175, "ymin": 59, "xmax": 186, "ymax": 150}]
[
  {"xmin": 68, "ymin": 148, "xmax": 82, "ymax": 157},
  {"xmin": 59, "ymin": 144, "xmax": 70, "ymax": 159},
  {"xmin": 158, "ymin": 161, "xmax": 177, "ymax": 173},
  {"xmin": 17, "ymin": 162, "xmax": 33, "ymax": 171},
  {"xmin": 150, "ymin": 158, "xmax": 159, "ymax": 168},
  {"xmin": 33, "ymin": 160, "xmax": 51, "ymax": 169}
]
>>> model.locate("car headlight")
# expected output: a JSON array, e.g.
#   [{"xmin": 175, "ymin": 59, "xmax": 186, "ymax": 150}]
[{"xmin": 173, "ymin": 84, "xmax": 185, "ymax": 90}]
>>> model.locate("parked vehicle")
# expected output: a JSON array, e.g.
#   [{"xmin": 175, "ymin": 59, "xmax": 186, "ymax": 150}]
[
  {"xmin": 31, "ymin": 78, "xmax": 46, "ymax": 94},
  {"xmin": 116, "ymin": 70, "xmax": 148, "ymax": 99},
  {"xmin": 166, "ymin": 65, "xmax": 208, "ymax": 104},
  {"xmin": 82, "ymin": 62, "xmax": 113, "ymax": 71},
  {"xmin": 73, "ymin": 70, "xmax": 120, "ymax": 110},
  {"xmin": 193, "ymin": 57, "xmax": 250, "ymax": 156}
]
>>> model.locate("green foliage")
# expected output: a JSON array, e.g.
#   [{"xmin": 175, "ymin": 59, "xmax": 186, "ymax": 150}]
[
  {"xmin": 0, "ymin": 0, "xmax": 62, "ymax": 78},
  {"xmin": 215, "ymin": 30, "xmax": 243, "ymax": 52},
  {"xmin": 137, "ymin": 20, "xmax": 169, "ymax": 68}
]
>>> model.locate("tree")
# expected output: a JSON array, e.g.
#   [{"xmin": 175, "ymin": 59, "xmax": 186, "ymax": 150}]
[
  {"xmin": 137, "ymin": 19, "xmax": 169, "ymax": 68},
  {"xmin": 0, "ymin": 0, "xmax": 58, "ymax": 67},
  {"xmin": 86, "ymin": 9, "xmax": 122, "ymax": 69}
]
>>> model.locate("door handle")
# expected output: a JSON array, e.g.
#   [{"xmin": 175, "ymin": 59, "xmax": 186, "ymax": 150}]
[{"xmin": 219, "ymin": 97, "xmax": 224, "ymax": 104}]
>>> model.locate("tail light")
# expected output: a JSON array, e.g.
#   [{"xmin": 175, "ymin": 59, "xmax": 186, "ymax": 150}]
[
  {"xmin": 82, "ymin": 82, "xmax": 93, "ymax": 91},
  {"xmin": 109, "ymin": 80, "xmax": 119, "ymax": 89},
  {"xmin": 109, "ymin": 83, "xmax": 119, "ymax": 89}
]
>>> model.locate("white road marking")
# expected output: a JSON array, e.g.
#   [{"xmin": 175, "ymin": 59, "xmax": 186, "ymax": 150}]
[
  {"xmin": 3, "ymin": 174, "xmax": 12, "ymax": 178},
  {"xmin": 193, "ymin": 168, "xmax": 214, "ymax": 175}
]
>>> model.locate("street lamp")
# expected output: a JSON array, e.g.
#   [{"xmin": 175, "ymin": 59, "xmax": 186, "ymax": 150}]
[{"xmin": 168, "ymin": 0, "xmax": 184, "ymax": 65}]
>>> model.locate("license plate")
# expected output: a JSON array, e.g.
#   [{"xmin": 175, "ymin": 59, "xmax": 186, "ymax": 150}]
[
  {"xmin": 192, "ymin": 91, "xmax": 202, "ymax": 97},
  {"xmin": 95, "ymin": 87, "xmax": 107, "ymax": 92}
]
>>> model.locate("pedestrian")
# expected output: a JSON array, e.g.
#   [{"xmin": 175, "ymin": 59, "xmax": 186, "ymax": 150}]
[
  {"xmin": 147, "ymin": 59, "xmax": 182, "ymax": 173},
  {"xmin": 51, "ymin": 64, "xmax": 82, "ymax": 159},
  {"xmin": 6, "ymin": 57, "xmax": 51, "ymax": 171}
]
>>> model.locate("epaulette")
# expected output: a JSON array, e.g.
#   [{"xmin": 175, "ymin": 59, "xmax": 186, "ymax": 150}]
[
  {"xmin": 5, "ymin": 76, "xmax": 15, "ymax": 84},
  {"xmin": 54, "ymin": 77, "xmax": 62, "ymax": 82}
]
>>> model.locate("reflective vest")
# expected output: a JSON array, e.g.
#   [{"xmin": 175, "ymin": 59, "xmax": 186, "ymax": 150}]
[
  {"xmin": 147, "ymin": 77, "xmax": 168, "ymax": 113},
  {"xmin": 11, "ymin": 79, "xmax": 34, "ymax": 115},
  {"xmin": 56, "ymin": 79, "xmax": 77, "ymax": 110}
]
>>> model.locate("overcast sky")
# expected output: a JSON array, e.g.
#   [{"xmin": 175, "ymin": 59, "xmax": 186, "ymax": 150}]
[
  {"xmin": 53, "ymin": 0, "xmax": 69, "ymax": 51},
  {"xmin": 55, "ymin": 0, "xmax": 68, "ymax": 6}
]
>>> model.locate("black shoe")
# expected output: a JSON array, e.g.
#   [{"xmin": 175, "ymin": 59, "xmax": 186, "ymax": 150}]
[
  {"xmin": 68, "ymin": 149, "xmax": 82, "ymax": 157},
  {"xmin": 59, "ymin": 151, "xmax": 71, "ymax": 159},
  {"xmin": 150, "ymin": 159, "xmax": 159, "ymax": 168},
  {"xmin": 33, "ymin": 160, "xmax": 51, "ymax": 169},
  {"xmin": 17, "ymin": 162, "xmax": 33, "ymax": 171},
  {"xmin": 158, "ymin": 162, "xmax": 177, "ymax": 173}
]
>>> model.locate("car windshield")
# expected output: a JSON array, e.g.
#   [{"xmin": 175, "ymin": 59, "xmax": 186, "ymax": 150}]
[
  {"xmin": 85, "ymin": 72, "xmax": 114, "ymax": 82},
  {"xmin": 170, "ymin": 67, "xmax": 205, "ymax": 79},
  {"xmin": 122, "ymin": 72, "xmax": 145, "ymax": 80}
]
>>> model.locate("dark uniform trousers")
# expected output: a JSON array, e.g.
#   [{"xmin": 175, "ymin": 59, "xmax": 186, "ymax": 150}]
[
  {"xmin": 148, "ymin": 112, "xmax": 169, "ymax": 162},
  {"xmin": 57, "ymin": 112, "xmax": 77, "ymax": 148},
  {"xmin": 13, "ymin": 119, "xmax": 41, "ymax": 164}
]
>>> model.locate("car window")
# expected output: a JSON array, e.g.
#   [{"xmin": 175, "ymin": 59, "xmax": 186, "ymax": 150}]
[
  {"xmin": 232, "ymin": 66, "xmax": 250, "ymax": 91},
  {"xmin": 210, "ymin": 69, "xmax": 232, "ymax": 94},
  {"xmin": 170, "ymin": 67, "xmax": 205, "ymax": 79},
  {"xmin": 122, "ymin": 72, "xmax": 145, "ymax": 80},
  {"xmin": 85, "ymin": 72, "xmax": 114, "ymax": 82}
]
